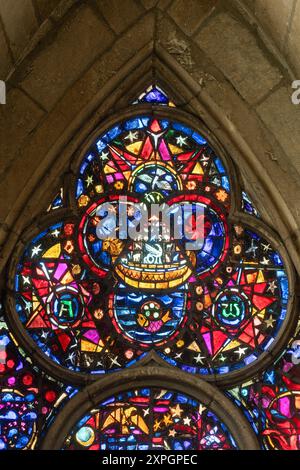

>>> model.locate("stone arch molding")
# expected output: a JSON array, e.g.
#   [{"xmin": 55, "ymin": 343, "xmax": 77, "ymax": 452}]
[
  {"xmin": 0, "ymin": 1, "xmax": 299, "ymax": 452},
  {"xmin": 0, "ymin": 0, "xmax": 299, "ymax": 392},
  {"xmin": 1, "ymin": 42, "xmax": 300, "ymax": 277},
  {"xmin": 40, "ymin": 366, "xmax": 260, "ymax": 450}
]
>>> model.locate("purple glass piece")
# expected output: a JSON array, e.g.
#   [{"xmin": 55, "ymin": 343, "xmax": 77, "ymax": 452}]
[{"xmin": 144, "ymin": 87, "xmax": 168, "ymax": 104}]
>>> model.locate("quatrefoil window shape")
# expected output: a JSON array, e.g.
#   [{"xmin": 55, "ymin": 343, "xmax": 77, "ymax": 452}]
[{"xmin": 9, "ymin": 94, "xmax": 293, "ymax": 383}]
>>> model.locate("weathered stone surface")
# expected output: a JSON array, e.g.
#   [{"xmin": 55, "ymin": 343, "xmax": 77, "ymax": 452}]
[
  {"xmin": 158, "ymin": 15, "xmax": 196, "ymax": 71},
  {"xmin": 55, "ymin": 12, "xmax": 154, "ymax": 124},
  {"xmin": 0, "ymin": 12, "xmax": 155, "ymax": 222},
  {"xmin": 200, "ymin": 76, "xmax": 300, "ymax": 198},
  {"xmin": 257, "ymin": 86, "xmax": 300, "ymax": 171},
  {"xmin": 96, "ymin": 0, "xmax": 143, "ymax": 34},
  {"xmin": 169, "ymin": 0, "xmax": 218, "ymax": 36},
  {"xmin": 141, "ymin": 0, "xmax": 172, "ymax": 9},
  {"xmin": 255, "ymin": 0, "xmax": 293, "ymax": 51},
  {"xmin": 0, "ymin": 88, "xmax": 44, "ymax": 178},
  {"xmin": 242, "ymin": 0, "xmax": 256, "ymax": 12},
  {"xmin": 0, "ymin": 0, "xmax": 39, "ymax": 59},
  {"xmin": 0, "ymin": 22, "xmax": 12, "ymax": 79},
  {"xmin": 91, "ymin": 13, "xmax": 154, "ymax": 86},
  {"xmin": 20, "ymin": 5, "xmax": 115, "ymax": 110},
  {"xmin": 195, "ymin": 12, "xmax": 282, "ymax": 104},
  {"xmin": 286, "ymin": 0, "xmax": 300, "ymax": 76},
  {"xmin": 49, "ymin": 0, "xmax": 79, "ymax": 22},
  {"xmin": 34, "ymin": 0, "xmax": 61, "ymax": 22},
  {"xmin": 157, "ymin": 14, "xmax": 224, "ymax": 83},
  {"xmin": 0, "ymin": 0, "xmax": 300, "ymax": 277}
]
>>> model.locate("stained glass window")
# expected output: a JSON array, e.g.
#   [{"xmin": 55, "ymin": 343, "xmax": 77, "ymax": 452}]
[
  {"xmin": 12, "ymin": 116, "xmax": 291, "ymax": 379},
  {"xmin": 242, "ymin": 191, "xmax": 260, "ymax": 218},
  {"xmin": 227, "ymin": 320, "xmax": 300, "ymax": 450},
  {"xmin": 63, "ymin": 388, "xmax": 237, "ymax": 450},
  {"xmin": 2, "ymin": 84, "xmax": 297, "ymax": 450},
  {"xmin": 133, "ymin": 84, "xmax": 176, "ymax": 107},
  {"xmin": 47, "ymin": 187, "xmax": 64, "ymax": 212},
  {"xmin": 0, "ymin": 307, "xmax": 77, "ymax": 449}
]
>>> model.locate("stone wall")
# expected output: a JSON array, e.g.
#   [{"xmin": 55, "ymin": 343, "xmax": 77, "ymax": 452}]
[{"xmin": 0, "ymin": 0, "xmax": 299, "ymax": 277}]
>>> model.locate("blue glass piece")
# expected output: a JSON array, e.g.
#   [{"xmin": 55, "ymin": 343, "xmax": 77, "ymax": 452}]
[
  {"xmin": 113, "ymin": 287, "xmax": 187, "ymax": 344},
  {"xmin": 192, "ymin": 131, "xmax": 207, "ymax": 145},
  {"xmin": 214, "ymin": 157, "xmax": 226, "ymax": 173},
  {"xmin": 133, "ymin": 85, "xmax": 173, "ymax": 106},
  {"xmin": 221, "ymin": 176, "xmax": 230, "ymax": 191},
  {"xmin": 242, "ymin": 191, "xmax": 260, "ymax": 218},
  {"xmin": 76, "ymin": 179, "xmax": 84, "ymax": 198},
  {"xmin": 124, "ymin": 117, "xmax": 150, "ymax": 130},
  {"xmin": 144, "ymin": 87, "xmax": 169, "ymax": 104}
]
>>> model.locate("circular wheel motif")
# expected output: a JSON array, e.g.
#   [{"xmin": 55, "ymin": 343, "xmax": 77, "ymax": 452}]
[
  {"xmin": 212, "ymin": 289, "xmax": 250, "ymax": 329},
  {"xmin": 47, "ymin": 286, "xmax": 85, "ymax": 329}
]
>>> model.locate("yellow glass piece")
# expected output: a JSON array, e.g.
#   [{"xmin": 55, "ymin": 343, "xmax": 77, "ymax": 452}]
[
  {"xmin": 186, "ymin": 180, "xmax": 197, "ymax": 190},
  {"xmin": 81, "ymin": 339, "xmax": 104, "ymax": 353},
  {"xmin": 156, "ymin": 282, "xmax": 170, "ymax": 289},
  {"xmin": 60, "ymin": 271, "xmax": 74, "ymax": 285},
  {"xmin": 43, "ymin": 243, "xmax": 61, "ymax": 259},
  {"xmin": 191, "ymin": 162, "xmax": 204, "ymax": 175},
  {"xmin": 163, "ymin": 414, "xmax": 173, "ymax": 426},
  {"xmin": 123, "ymin": 171, "xmax": 131, "ymax": 180},
  {"xmin": 114, "ymin": 182, "xmax": 124, "ymax": 190},
  {"xmin": 104, "ymin": 164, "xmax": 116, "ymax": 174},
  {"xmin": 25, "ymin": 296, "xmax": 43, "ymax": 328},
  {"xmin": 94, "ymin": 309, "xmax": 104, "ymax": 320},
  {"xmin": 126, "ymin": 141, "xmax": 143, "ymax": 155},
  {"xmin": 169, "ymin": 274, "xmax": 189, "ymax": 288},
  {"xmin": 95, "ymin": 185, "xmax": 103, "ymax": 193},
  {"xmin": 64, "ymin": 241, "xmax": 74, "ymax": 254},
  {"xmin": 102, "ymin": 239, "xmax": 124, "ymax": 256},
  {"xmin": 78, "ymin": 194, "xmax": 90, "ymax": 207},
  {"xmin": 187, "ymin": 341, "xmax": 201, "ymax": 352},
  {"xmin": 221, "ymin": 340, "xmax": 241, "ymax": 352},
  {"xmin": 257, "ymin": 308, "xmax": 266, "ymax": 320},
  {"xmin": 115, "ymin": 263, "xmax": 193, "ymax": 289},
  {"xmin": 246, "ymin": 272, "xmax": 258, "ymax": 284},
  {"xmin": 234, "ymin": 245, "xmax": 242, "ymax": 254},
  {"xmin": 257, "ymin": 270, "xmax": 265, "ymax": 283},
  {"xmin": 153, "ymin": 419, "xmax": 161, "ymax": 432},
  {"xmin": 102, "ymin": 408, "xmax": 149, "ymax": 435},
  {"xmin": 169, "ymin": 144, "xmax": 185, "ymax": 155},
  {"xmin": 204, "ymin": 294, "xmax": 212, "ymax": 308},
  {"xmin": 216, "ymin": 189, "xmax": 228, "ymax": 202},
  {"xmin": 196, "ymin": 286, "xmax": 203, "ymax": 295},
  {"xmin": 72, "ymin": 265, "xmax": 81, "ymax": 275},
  {"xmin": 32, "ymin": 294, "xmax": 40, "ymax": 314}
]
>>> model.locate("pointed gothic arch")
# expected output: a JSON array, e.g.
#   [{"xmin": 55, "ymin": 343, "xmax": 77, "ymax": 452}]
[
  {"xmin": 5, "ymin": 102, "xmax": 298, "ymax": 391},
  {"xmin": 1, "ymin": 3, "xmax": 300, "ymax": 451},
  {"xmin": 40, "ymin": 366, "xmax": 259, "ymax": 450},
  {"xmin": 1, "ymin": 50, "xmax": 300, "ymax": 276}
]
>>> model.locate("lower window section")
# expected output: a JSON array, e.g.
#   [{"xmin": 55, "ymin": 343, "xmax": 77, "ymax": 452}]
[{"xmin": 63, "ymin": 387, "xmax": 238, "ymax": 450}]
